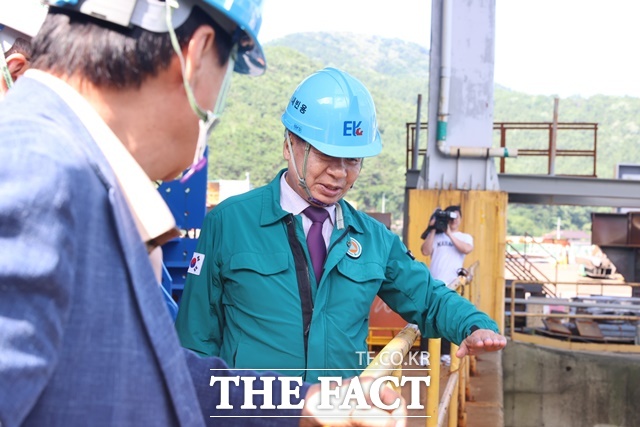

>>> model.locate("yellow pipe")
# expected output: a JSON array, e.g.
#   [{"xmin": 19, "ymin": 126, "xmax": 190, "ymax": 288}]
[
  {"xmin": 390, "ymin": 366, "xmax": 402, "ymax": 393},
  {"xmin": 360, "ymin": 324, "xmax": 420, "ymax": 379},
  {"xmin": 469, "ymin": 355, "xmax": 477, "ymax": 378},
  {"xmin": 448, "ymin": 348, "xmax": 461, "ymax": 427},
  {"xmin": 358, "ymin": 324, "xmax": 421, "ymax": 426},
  {"xmin": 426, "ymin": 338, "xmax": 441, "ymax": 427}
]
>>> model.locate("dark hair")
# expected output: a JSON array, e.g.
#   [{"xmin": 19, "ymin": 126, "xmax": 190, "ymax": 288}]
[
  {"xmin": 445, "ymin": 205, "xmax": 461, "ymax": 216},
  {"xmin": 30, "ymin": 7, "xmax": 232, "ymax": 89},
  {"xmin": 5, "ymin": 37, "xmax": 34, "ymax": 59}
]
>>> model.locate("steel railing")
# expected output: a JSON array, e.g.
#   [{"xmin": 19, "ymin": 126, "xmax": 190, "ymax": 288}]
[
  {"xmin": 506, "ymin": 279, "xmax": 640, "ymax": 350},
  {"xmin": 405, "ymin": 122, "xmax": 598, "ymax": 177}
]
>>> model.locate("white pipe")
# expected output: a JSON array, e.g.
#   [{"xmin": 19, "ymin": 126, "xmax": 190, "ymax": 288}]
[
  {"xmin": 436, "ymin": 0, "xmax": 517, "ymax": 159},
  {"xmin": 436, "ymin": 0, "xmax": 452, "ymax": 146},
  {"xmin": 437, "ymin": 142, "xmax": 518, "ymax": 158},
  {"xmin": 437, "ymin": 371, "xmax": 460, "ymax": 427}
]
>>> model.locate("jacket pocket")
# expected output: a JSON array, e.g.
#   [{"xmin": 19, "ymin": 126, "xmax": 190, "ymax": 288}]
[
  {"xmin": 329, "ymin": 260, "xmax": 385, "ymax": 319},
  {"xmin": 336, "ymin": 259, "xmax": 385, "ymax": 283},
  {"xmin": 229, "ymin": 251, "xmax": 289, "ymax": 275},
  {"xmin": 223, "ymin": 251, "xmax": 294, "ymax": 308}
]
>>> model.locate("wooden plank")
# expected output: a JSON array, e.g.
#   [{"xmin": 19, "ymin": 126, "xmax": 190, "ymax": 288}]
[
  {"xmin": 574, "ymin": 319, "xmax": 604, "ymax": 338},
  {"xmin": 542, "ymin": 318, "xmax": 572, "ymax": 335}
]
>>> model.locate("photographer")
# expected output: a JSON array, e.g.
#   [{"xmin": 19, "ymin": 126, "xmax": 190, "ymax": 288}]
[{"xmin": 420, "ymin": 205, "xmax": 474, "ymax": 366}]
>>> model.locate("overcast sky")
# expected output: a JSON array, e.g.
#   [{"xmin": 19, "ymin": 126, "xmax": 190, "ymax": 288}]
[{"xmin": 258, "ymin": 0, "xmax": 640, "ymax": 98}]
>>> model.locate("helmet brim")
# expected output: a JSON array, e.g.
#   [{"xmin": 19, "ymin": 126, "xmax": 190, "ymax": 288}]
[{"xmin": 285, "ymin": 126, "xmax": 383, "ymax": 159}]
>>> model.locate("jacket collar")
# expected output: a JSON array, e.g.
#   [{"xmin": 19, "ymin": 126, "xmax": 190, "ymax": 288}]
[
  {"xmin": 260, "ymin": 169, "xmax": 290, "ymax": 226},
  {"xmin": 260, "ymin": 168, "xmax": 365, "ymax": 235}
]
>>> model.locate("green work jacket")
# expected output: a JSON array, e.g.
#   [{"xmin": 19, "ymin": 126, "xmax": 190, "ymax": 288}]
[{"xmin": 175, "ymin": 169, "xmax": 498, "ymax": 383}]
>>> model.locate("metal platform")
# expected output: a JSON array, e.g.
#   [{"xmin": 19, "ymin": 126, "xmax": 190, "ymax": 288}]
[{"xmin": 498, "ymin": 174, "xmax": 640, "ymax": 208}]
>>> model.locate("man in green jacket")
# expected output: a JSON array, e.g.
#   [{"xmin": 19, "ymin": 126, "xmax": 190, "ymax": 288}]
[{"xmin": 175, "ymin": 67, "xmax": 506, "ymax": 383}]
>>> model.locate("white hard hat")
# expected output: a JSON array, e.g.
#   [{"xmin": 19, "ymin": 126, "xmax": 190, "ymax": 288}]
[
  {"xmin": 46, "ymin": 0, "xmax": 266, "ymax": 76},
  {"xmin": 0, "ymin": 0, "xmax": 48, "ymax": 53}
]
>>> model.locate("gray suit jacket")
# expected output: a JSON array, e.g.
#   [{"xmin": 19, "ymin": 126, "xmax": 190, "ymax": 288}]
[{"xmin": 0, "ymin": 77, "xmax": 307, "ymax": 426}]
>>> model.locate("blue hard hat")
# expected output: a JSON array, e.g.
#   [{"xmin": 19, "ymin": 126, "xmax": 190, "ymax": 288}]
[
  {"xmin": 46, "ymin": 0, "xmax": 266, "ymax": 76},
  {"xmin": 281, "ymin": 67, "xmax": 382, "ymax": 158}
]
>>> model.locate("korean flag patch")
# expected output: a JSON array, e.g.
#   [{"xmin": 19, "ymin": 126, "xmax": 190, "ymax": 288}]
[{"xmin": 187, "ymin": 252, "xmax": 205, "ymax": 275}]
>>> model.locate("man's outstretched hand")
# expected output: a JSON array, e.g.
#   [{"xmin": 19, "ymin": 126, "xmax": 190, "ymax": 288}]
[
  {"xmin": 455, "ymin": 329, "xmax": 507, "ymax": 358},
  {"xmin": 300, "ymin": 376, "xmax": 407, "ymax": 427}
]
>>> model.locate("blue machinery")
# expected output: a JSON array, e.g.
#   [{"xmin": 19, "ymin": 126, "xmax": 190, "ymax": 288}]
[{"xmin": 157, "ymin": 151, "xmax": 209, "ymax": 307}]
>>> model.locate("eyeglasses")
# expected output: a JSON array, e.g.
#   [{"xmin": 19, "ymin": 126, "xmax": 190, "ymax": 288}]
[{"xmin": 290, "ymin": 133, "xmax": 363, "ymax": 171}]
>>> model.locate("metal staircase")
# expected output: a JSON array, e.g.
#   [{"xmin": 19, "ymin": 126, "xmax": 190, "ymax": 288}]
[{"xmin": 505, "ymin": 239, "xmax": 557, "ymax": 298}]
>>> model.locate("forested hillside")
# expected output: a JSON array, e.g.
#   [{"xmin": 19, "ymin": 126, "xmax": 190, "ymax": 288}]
[{"xmin": 208, "ymin": 32, "xmax": 640, "ymax": 236}]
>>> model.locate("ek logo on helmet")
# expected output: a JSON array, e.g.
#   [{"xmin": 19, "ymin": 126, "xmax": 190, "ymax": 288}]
[{"xmin": 343, "ymin": 121, "xmax": 363, "ymax": 137}]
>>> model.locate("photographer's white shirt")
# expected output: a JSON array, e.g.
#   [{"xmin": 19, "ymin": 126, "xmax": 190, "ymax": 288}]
[{"xmin": 429, "ymin": 231, "xmax": 474, "ymax": 286}]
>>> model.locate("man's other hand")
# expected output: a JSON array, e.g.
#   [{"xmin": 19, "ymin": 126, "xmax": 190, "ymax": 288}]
[
  {"xmin": 300, "ymin": 376, "xmax": 407, "ymax": 427},
  {"xmin": 455, "ymin": 329, "xmax": 507, "ymax": 358}
]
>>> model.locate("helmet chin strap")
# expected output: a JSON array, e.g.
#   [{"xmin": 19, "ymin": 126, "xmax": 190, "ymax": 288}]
[
  {"xmin": 0, "ymin": 52, "xmax": 14, "ymax": 92},
  {"xmin": 165, "ymin": 0, "xmax": 235, "ymax": 183},
  {"xmin": 285, "ymin": 131, "xmax": 333, "ymax": 208}
]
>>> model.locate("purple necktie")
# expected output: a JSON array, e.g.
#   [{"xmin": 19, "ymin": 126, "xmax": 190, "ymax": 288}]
[{"xmin": 303, "ymin": 206, "xmax": 329, "ymax": 283}]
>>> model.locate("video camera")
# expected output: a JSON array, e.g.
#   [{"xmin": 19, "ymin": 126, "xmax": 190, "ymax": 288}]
[
  {"xmin": 433, "ymin": 208, "xmax": 458, "ymax": 233},
  {"xmin": 420, "ymin": 207, "xmax": 460, "ymax": 239}
]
